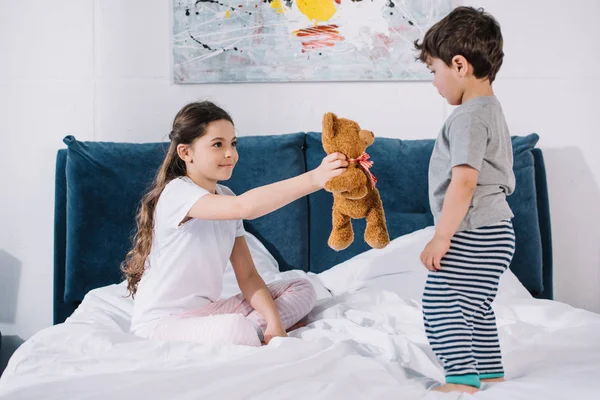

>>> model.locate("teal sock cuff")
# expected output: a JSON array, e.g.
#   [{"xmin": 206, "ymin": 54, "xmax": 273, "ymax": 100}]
[
  {"xmin": 446, "ymin": 374, "xmax": 481, "ymax": 388},
  {"xmin": 480, "ymin": 373, "xmax": 504, "ymax": 379}
]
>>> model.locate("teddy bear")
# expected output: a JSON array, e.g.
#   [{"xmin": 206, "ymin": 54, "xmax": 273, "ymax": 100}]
[{"xmin": 322, "ymin": 112, "xmax": 390, "ymax": 251}]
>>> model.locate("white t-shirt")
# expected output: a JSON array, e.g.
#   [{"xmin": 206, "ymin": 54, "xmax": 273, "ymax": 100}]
[{"xmin": 130, "ymin": 176, "xmax": 245, "ymax": 338}]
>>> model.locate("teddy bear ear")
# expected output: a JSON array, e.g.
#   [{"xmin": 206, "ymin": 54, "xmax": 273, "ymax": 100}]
[{"xmin": 322, "ymin": 112, "xmax": 338, "ymax": 139}]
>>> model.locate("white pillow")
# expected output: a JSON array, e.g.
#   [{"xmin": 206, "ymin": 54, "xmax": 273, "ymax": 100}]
[
  {"xmin": 318, "ymin": 226, "xmax": 532, "ymax": 301},
  {"xmin": 221, "ymin": 232, "xmax": 332, "ymax": 301}
]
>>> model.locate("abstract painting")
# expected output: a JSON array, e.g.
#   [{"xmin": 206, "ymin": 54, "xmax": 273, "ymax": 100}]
[{"xmin": 173, "ymin": 0, "xmax": 454, "ymax": 83}]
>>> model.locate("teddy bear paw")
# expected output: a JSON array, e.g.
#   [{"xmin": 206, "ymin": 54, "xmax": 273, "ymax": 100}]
[
  {"xmin": 365, "ymin": 225, "xmax": 390, "ymax": 249},
  {"xmin": 328, "ymin": 227, "xmax": 354, "ymax": 251}
]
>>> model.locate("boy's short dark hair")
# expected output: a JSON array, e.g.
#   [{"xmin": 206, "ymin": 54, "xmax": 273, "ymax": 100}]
[{"xmin": 414, "ymin": 6, "xmax": 504, "ymax": 83}]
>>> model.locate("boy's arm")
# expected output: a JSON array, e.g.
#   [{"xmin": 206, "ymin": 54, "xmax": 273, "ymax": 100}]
[
  {"xmin": 436, "ymin": 165, "xmax": 479, "ymax": 240},
  {"xmin": 421, "ymin": 165, "xmax": 478, "ymax": 271},
  {"xmin": 421, "ymin": 114, "xmax": 486, "ymax": 271}
]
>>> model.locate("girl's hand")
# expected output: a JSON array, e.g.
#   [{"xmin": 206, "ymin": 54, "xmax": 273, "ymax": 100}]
[
  {"xmin": 420, "ymin": 234, "xmax": 451, "ymax": 271},
  {"xmin": 263, "ymin": 323, "xmax": 287, "ymax": 344},
  {"xmin": 311, "ymin": 153, "xmax": 348, "ymax": 188}
]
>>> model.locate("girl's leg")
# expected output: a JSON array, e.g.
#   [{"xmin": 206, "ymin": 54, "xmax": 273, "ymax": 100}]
[
  {"xmin": 151, "ymin": 313, "xmax": 261, "ymax": 346},
  {"xmin": 244, "ymin": 279, "xmax": 317, "ymax": 332},
  {"xmin": 173, "ymin": 279, "xmax": 317, "ymax": 338}
]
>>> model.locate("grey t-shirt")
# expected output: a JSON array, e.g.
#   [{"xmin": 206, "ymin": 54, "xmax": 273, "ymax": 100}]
[{"xmin": 429, "ymin": 95, "xmax": 515, "ymax": 232}]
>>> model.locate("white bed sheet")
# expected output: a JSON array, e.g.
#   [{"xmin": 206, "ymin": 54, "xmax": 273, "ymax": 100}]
[{"xmin": 1, "ymin": 230, "xmax": 599, "ymax": 399}]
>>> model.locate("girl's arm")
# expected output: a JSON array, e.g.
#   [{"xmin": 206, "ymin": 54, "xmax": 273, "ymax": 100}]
[
  {"xmin": 229, "ymin": 236, "xmax": 285, "ymax": 343},
  {"xmin": 421, "ymin": 165, "xmax": 479, "ymax": 271},
  {"xmin": 188, "ymin": 153, "xmax": 347, "ymax": 221}
]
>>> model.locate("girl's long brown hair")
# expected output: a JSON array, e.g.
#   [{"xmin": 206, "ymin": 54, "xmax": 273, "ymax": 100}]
[{"xmin": 121, "ymin": 101, "xmax": 233, "ymax": 297}]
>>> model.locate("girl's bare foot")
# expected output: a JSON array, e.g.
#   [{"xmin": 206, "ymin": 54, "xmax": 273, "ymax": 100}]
[
  {"xmin": 481, "ymin": 377, "xmax": 504, "ymax": 383},
  {"xmin": 433, "ymin": 384, "xmax": 479, "ymax": 394},
  {"xmin": 286, "ymin": 321, "xmax": 307, "ymax": 332}
]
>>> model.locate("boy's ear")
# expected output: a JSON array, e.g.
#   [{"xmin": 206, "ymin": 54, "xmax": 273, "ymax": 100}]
[
  {"xmin": 452, "ymin": 55, "xmax": 468, "ymax": 77},
  {"xmin": 323, "ymin": 112, "xmax": 337, "ymax": 139}
]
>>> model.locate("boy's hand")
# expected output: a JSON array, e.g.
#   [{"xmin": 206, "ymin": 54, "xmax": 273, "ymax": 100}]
[
  {"xmin": 421, "ymin": 234, "xmax": 451, "ymax": 271},
  {"xmin": 311, "ymin": 153, "xmax": 348, "ymax": 189}
]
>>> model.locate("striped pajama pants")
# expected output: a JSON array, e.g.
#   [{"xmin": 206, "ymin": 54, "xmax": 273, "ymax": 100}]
[
  {"xmin": 151, "ymin": 279, "xmax": 317, "ymax": 346},
  {"xmin": 422, "ymin": 220, "xmax": 515, "ymax": 389}
]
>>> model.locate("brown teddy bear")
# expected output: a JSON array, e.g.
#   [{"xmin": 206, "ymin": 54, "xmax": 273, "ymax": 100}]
[{"xmin": 322, "ymin": 112, "xmax": 390, "ymax": 251}]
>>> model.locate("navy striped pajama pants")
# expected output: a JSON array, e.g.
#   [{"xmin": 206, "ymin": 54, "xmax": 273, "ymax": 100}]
[{"xmin": 422, "ymin": 220, "xmax": 515, "ymax": 388}]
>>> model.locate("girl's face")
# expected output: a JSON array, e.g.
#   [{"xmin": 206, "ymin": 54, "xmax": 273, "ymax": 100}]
[{"xmin": 181, "ymin": 119, "xmax": 238, "ymax": 184}]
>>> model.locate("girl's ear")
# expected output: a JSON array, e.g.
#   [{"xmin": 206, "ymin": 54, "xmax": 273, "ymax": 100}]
[
  {"xmin": 176, "ymin": 143, "xmax": 191, "ymax": 162},
  {"xmin": 322, "ymin": 112, "xmax": 337, "ymax": 140}
]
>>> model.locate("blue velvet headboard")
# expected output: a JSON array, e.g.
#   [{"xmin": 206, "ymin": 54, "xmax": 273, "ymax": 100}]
[{"xmin": 54, "ymin": 133, "xmax": 553, "ymax": 324}]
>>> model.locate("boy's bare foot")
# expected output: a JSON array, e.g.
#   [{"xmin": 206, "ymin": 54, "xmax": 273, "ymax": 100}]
[
  {"xmin": 481, "ymin": 377, "xmax": 504, "ymax": 383},
  {"xmin": 433, "ymin": 384, "xmax": 479, "ymax": 394},
  {"xmin": 286, "ymin": 321, "xmax": 307, "ymax": 332}
]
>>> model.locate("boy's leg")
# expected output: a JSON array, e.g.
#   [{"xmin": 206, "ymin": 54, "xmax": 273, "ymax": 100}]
[
  {"xmin": 450, "ymin": 221, "xmax": 515, "ymax": 383},
  {"xmin": 474, "ymin": 301, "xmax": 505, "ymax": 381},
  {"xmin": 423, "ymin": 271, "xmax": 481, "ymax": 389},
  {"xmin": 423, "ymin": 221, "xmax": 515, "ymax": 390}
]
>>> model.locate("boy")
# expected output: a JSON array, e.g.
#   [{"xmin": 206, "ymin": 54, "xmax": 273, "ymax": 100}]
[{"xmin": 414, "ymin": 6, "xmax": 516, "ymax": 394}]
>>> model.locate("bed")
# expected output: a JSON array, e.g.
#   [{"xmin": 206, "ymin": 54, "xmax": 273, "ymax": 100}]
[{"xmin": 2, "ymin": 131, "xmax": 598, "ymax": 399}]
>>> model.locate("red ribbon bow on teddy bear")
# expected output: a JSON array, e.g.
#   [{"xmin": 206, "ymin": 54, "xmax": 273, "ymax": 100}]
[{"xmin": 348, "ymin": 152, "xmax": 377, "ymax": 189}]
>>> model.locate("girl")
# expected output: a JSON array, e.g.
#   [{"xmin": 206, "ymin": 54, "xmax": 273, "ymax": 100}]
[{"xmin": 124, "ymin": 101, "xmax": 347, "ymax": 346}]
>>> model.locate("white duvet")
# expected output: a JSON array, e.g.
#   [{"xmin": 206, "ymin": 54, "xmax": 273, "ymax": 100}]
[{"xmin": 1, "ymin": 228, "xmax": 599, "ymax": 400}]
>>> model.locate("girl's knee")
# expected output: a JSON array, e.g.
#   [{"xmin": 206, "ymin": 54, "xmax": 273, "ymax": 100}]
[
  {"xmin": 218, "ymin": 314, "xmax": 261, "ymax": 346},
  {"xmin": 293, "ymin": 279, "xmax": 317, "ymax": 308}
]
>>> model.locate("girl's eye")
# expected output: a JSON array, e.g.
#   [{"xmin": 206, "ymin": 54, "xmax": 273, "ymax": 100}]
[
  {"xmin": 430, "ymin": 70, "xmax": 435, "ymax": 74},
  {"xmin": 232, "ymin": 141, "xmax": 237, "ymax": 147},
  {"xmin": 213, "ymin": 142, "xmax": 222, "ymax": 148}
]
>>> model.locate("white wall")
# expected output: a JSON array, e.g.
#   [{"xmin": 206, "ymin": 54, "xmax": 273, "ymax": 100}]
[{"xmin": 1, "ymin": 0, "xmax": 599, "ymax": 340}]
